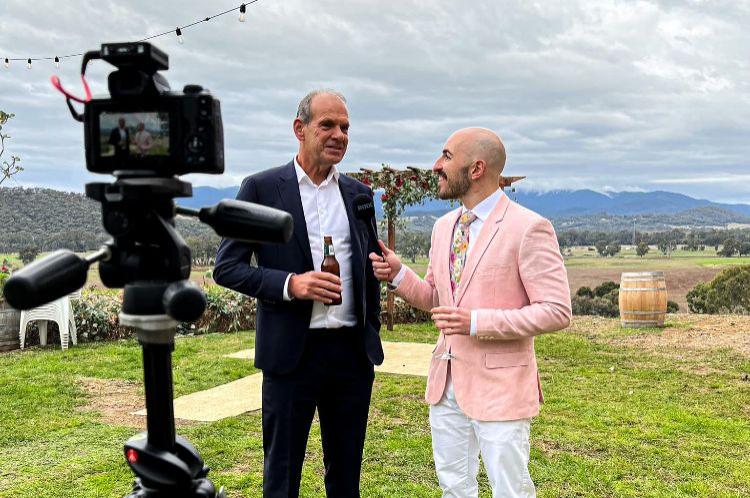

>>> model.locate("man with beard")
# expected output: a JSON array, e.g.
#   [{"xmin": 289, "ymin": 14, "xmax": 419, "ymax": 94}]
[
  {"xmin": 369, "ymin": 127, "xmax": 571, "ymax": 498},
  {"xmin": 214, "ymin": 90, "xmax": 383, "ymax": 497}
]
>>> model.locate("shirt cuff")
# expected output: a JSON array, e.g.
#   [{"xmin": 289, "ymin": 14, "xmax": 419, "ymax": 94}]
[
  {"xmin": 389, "ymin": 265, "xmax": 408, "ymax": 289},
  {"xmin": 282, "ymin": 273, "xmax": 294, "ymax": 301},
  {"xmin": 470, "ymin": 310, "xmax": 477, "ymax": 336}
]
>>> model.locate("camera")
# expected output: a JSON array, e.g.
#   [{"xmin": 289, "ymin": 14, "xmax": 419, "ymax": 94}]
[
  {"xmin": 83, "ymin": 42, "xmax": 224, "ymax": 176},
  {"xmin": 4, "ymin": 41, "xmax": 293, "ymax": 497}
]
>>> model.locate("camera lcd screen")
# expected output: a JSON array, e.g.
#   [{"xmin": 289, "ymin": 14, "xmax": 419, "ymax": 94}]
[{"xmin": 99, "ymin": 112, "xmax": 170, "ymax": 158}]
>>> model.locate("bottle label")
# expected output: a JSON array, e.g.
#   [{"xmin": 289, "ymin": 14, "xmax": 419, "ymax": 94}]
[{"xmin": 324, "ymin": 243, "xmax": 335, "ymax": 257}]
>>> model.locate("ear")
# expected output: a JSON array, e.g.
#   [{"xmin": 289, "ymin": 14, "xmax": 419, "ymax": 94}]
[
  {"xmin": 470, "ymin": 160, "xmax": 487, "ymax": 180},
  {"xmin": 293, "ymin": 118, "xmax": 305, "ymax": 142}
]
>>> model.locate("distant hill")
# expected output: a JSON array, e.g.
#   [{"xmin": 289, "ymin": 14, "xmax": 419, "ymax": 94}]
[
  {"xmin": 3, "ymin": 185, "xmax": 750, "ymax": 253},
  {"xmin": 186, "ymin": 185, "xmax": 750, "ymax": 220}
]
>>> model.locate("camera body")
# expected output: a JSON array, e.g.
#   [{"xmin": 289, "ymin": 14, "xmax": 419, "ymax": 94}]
[{"xmin": 83, "ymin": 42, "xmax": 224, "ymax": 176}]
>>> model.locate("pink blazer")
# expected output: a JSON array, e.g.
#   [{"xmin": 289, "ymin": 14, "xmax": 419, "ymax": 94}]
[{"xmin": 395, "ymin": 193, "xmax": 571, "ymax": 421}]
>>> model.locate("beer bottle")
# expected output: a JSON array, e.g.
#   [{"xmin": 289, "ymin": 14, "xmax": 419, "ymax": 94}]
[{"xmin": 321, "ymin": 235, "xmax": 342, "ymax": 305}]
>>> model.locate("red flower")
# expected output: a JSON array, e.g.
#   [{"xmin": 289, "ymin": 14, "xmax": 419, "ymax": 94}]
[
  {"xmin": 362, "ymin": 178, "xmax": 370, "ymax": 186},
  {"xmin": 410, "ymin": 175, "xmax": 418, "ymax": 181},
  {"xmin": 396, "ymin": 177, "xmax": 404, "ymax": 187},
  {"xmin": 381, "ymin": 193, "xmax": 389, "ymax": 202},
  {"xmin": 421, "ymin": 181, "xmax": 429, "ymax": 189}
]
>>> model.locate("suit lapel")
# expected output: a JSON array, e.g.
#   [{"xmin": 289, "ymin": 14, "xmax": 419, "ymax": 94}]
[
  {"xmin": 338, "ymin": 175, "xmax": 365, "ymax": 292},
  {"xmin": 277, "ymin": 161, "xmax": 314, "ymax": 270},
  {"xmin": 454, "ymin": 194, "xmax": 511, "ymax": 306}
]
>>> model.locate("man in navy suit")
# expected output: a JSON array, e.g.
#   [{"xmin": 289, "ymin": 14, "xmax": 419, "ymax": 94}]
[{"xmin": 213, "ymin": 89, "xmax": 383, "ymax": 498}]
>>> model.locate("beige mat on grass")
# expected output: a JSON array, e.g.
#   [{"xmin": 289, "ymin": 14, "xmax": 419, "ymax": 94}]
[{"xmin": 135, "ymin": 341, "xmax": 433, "ymax": 422}]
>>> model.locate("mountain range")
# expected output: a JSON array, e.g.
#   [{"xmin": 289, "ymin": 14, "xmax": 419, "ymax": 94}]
[{"xmin": 185, "ymin": 185, "xmax": 750, "ymax": 222}]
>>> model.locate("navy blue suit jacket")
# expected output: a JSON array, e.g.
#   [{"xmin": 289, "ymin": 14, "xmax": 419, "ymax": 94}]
[{"xmin": 213, "ymin": 161, "xmax": 384, "ymax": 374}]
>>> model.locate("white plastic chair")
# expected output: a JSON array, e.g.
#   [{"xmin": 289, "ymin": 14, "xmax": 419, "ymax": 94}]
[{"xmin": 19, "ymin": 292, "xmax": 78, "ymax": 350}]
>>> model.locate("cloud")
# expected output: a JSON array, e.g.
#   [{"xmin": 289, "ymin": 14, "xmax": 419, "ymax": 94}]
[{"xmin": 0, "ymin": 0, "xmax": 747, "ymax": 203}]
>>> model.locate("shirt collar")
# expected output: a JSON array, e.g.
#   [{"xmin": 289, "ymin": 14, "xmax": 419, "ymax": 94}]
[
  {"xmin": 462, "ymin": 188, "xmax": 505, "ymax": 222},
  {"xmin": 294, "ymin": 156, "xmax": 339, "ymax": 186}
]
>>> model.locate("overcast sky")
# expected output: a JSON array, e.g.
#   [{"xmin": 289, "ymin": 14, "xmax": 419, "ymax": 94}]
[{"xmin": 1, "ymin": 0, "xmax": 749, "ymax": 202}]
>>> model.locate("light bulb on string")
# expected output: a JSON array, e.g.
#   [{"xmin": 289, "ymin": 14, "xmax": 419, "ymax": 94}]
[
  {"xmin": 4, "ymin": 58, "xmax": 9, "ymax": 69},
  {"xmin": 27, "ymin": 58, "xmax": 32, "ymax": 69},
  {"xmin": 176, "ymin": 27, "xmax": 184, "ymax": 44},
  {"xmin": 239, "ymin": 4, "xmax": 247, "ymax": 22},
  {"xmin": 54, "ymin": 56, "xmax": 60, "ymax": 68}
]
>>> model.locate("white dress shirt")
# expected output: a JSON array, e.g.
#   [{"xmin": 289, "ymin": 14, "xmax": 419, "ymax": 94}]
[
  {"xmin": 282, "ymin": 157, "xmax": 357, "ymax": 329},
  {"xmin": 392, "ymin": 188, "xmax": 506, "ymax": 335}
]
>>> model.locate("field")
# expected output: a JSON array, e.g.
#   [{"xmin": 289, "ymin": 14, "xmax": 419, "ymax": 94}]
[
  {"xmin": 1, "ymin": 316, "xmax": 749, "ymax": 497},
  {"xmin": 404, "ymin": 246, "xmax": 750, "ymax": 311}
]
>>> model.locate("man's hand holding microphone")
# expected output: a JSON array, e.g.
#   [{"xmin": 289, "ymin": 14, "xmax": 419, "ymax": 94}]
[{"xmin": 368, "ymin": 241, "xmax": 470, "ymax": 336}]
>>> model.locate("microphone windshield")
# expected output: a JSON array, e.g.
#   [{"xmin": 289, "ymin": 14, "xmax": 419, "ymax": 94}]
[{"xmin": 353, "ymin": 193, "xmax": 376, "ymax": 221}]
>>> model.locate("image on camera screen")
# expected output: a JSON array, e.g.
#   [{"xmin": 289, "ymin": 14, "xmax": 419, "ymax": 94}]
[{"xmin": 100, "ymin": 111, "xmax": 170, "ymax": 158}]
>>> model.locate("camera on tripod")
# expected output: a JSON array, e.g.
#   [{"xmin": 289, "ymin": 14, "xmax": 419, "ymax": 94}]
[
  {"xmin": 4, "ymin": 42, "xmax": 293, "ymax": 498},
  {"xmin": 84, "ymin": 42, "xmax": 223, "ymax": 176}
]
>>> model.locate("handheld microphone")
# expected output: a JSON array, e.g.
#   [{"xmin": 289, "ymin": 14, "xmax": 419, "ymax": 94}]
[{"xmin": 353, "ymin": 193, "xmax": 383, "ymax": 258}]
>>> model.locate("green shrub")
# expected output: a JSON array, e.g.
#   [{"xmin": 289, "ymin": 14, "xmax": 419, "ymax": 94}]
[
  {"xmin": 687, "ymin": 265, "xmax": 750, "ymax": 314},
  {"xmin": 573, "ymin": 282, "xmax": 620, "ymax": 317},
  {"xmin": 594, "ymin": 281, "xmax": 619, "ymax": 297},
  {"xmin": 576, "ymin": 286, "xmax": 594, "ymax": 298},
  {"xmin": 667, "ymin": 300, "xmax": 679, "ymax": 313}
]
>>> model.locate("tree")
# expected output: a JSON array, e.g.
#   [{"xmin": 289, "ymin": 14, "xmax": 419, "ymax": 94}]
[
  {"xmin": 0, "ymin": 110, "xmax": 23, "ymax": 185},
  {"xmin": 657, "ymin": 235, "xmax": 677, "ymax": 257},
  {"xmin": 397, "ymin": 231, "xmax": 431, "ymax": 263},
  {"xmin": 595, "ymin": 240, "xmax": 608, "ymax": 257},
  {"xmin": 739, "ymin": 242, "xmax": 750, "ymax": 257},
  {"xmin": 718, "ymin": 237, "xmax": 739, "ymax": 257},
  {"xmin": 636, "ymin": 241, "xmax": 650, "ymax": 257},
  {"xmin": 19, "ymin": 245, "xmax": 39, "ymax": 265},
  {"xmin": 684, "ymin": 231, "xmax": 700, "ymax": 251},
  {"xmin": 605, "ymin": 242, "xmax": 621, "ymax": 257}
]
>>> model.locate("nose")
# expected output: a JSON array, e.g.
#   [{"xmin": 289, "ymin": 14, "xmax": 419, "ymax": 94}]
[
  {"xmin": 332, "ymin": 125, "xmax": 346, "ymax": 142},
  {"xmin": 432, "ymin": 158, "xmax": 442, "ymax": 172}
]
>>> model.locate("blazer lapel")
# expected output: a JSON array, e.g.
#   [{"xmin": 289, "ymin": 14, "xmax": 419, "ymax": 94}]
[
  {"xmin": 277, "ymin": 161, "xmax": 314, "ymax": 270},
  {"xmin": 454, "ymin": 194, "xmax": 511, "ymax": 306},
  {"xmin": 338, "ymin": 176, "xmax": 364, "ymax": 280},
  {"xmin": 338, "ymin": 175, "xmax": 366, "ymax": 321}
]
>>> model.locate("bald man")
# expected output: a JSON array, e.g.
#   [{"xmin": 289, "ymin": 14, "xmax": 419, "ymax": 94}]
[{"xmin": 370, "ymin": 128, "xmax": 571, "ymax": 498}]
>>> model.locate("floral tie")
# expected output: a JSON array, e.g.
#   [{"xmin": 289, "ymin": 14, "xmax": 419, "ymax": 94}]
[{"xmin": 450, "ymin": 210, "xmax": 478, "ymax": 298}]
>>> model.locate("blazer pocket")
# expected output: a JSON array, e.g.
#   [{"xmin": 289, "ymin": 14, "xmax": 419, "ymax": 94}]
[
  {"xmin": 476, "ymin": 264, "xmax": 510, "ymax": 280},
  {"xmin": 485, "ymin": 351, "xmax": 530, "ymax": 369}
]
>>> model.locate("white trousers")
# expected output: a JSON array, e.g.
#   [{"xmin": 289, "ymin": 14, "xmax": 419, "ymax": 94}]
[{"xmin": 429, "ymin": 374, "xmax": 536, "ymax": 498}]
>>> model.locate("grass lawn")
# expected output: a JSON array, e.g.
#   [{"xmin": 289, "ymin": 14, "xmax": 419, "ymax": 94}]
[{"xmin": 0, "ymin": 317, "xmax": 749, "ymax": 497}]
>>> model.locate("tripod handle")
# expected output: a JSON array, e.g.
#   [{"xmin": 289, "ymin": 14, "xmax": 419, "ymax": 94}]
[{"xmin": 3, "ymin": 250, "xmax": 91, "ymax": 310}]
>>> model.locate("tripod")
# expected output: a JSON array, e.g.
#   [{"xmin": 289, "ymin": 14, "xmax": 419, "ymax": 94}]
[{"xmin": 4, "ymin": 176, "xmax": 292, "ymax": 498}]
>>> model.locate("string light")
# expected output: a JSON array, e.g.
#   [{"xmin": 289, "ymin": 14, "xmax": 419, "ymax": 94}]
[{"xmin": 1, "ymin": 2, "xmax": 258, "ymax": 69}]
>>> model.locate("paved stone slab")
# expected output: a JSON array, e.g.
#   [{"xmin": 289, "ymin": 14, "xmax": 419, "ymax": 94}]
[
  {"xmin": 133, "ymin": 373, "xmax": 263, "ymax": 422},
  {"xmin": 226, "ymin": 340, "xmax": 435, "ymax": 377},
  {"xmin": 134, "ymin": 341, "xmax": 434, "ymax": 422}
]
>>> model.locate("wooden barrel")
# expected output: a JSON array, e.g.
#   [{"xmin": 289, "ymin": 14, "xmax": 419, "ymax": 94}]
[
  {"xmin": 0, "ymin": 301, "xmax": 21, "ymax": 351},
  {"xmin": 619, "ymin": 272, "xmax": 668, "ymax": 328}
]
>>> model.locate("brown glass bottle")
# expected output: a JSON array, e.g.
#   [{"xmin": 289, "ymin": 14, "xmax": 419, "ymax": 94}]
[{"xmin": 321, "ymin": 235, "xmax": 342, "ymax": 305}]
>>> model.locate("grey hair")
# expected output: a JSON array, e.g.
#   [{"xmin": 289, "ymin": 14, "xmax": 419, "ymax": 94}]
[{"xmin": 296, "ymin": 89, "xmax": 347, "ymax": 124}]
